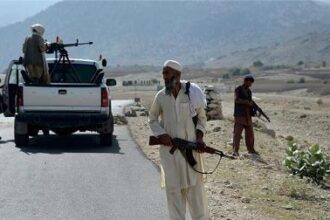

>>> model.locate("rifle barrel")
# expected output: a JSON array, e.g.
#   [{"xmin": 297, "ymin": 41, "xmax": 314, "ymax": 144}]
[
  {"xmin": 253, "ymin": 101, "xmax": 271, "ymax": 122},
  {"xmin": 62, "ymin": 42, "xmax": 93, "ymax": 47}
]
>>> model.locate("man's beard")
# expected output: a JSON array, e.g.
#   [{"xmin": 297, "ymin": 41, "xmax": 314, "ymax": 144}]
[{"xmin": 165, "ymin": 76, "xmax": 177, "ymax": 95}]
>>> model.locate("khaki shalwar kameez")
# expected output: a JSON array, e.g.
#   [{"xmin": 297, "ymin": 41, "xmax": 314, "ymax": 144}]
[
  {"xmin": 22, "ymin": 33, "xmax": 50, "ymax": 84},
  {"xmin": 149, "ymin": 82, "xmax": 209, "ymax": 220}
]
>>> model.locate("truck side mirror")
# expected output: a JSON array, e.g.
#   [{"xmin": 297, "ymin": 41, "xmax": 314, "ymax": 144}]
[
  {"xmin": 106, "ymin": 78, "xmax": 116, "ymax": 86},
  {"xmin": 102, "ymin": 59, "xmax": 107, "ymax": 67},
  {"xmin": 18, "ymin": 56, "xmax": 24, "ymax": 64}
]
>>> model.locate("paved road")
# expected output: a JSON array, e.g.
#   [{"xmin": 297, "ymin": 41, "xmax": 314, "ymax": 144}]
[{"xmin": 0, "ymin": 100, "xmax": 168, "ymax": 220}]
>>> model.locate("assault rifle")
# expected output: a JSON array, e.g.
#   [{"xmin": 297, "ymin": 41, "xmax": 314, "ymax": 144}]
[
  {"xmin": 149, "ymin": 136, "xmax": 234, "ymax": 174},
  {"xmin": 252, "ymin": 101, "xmax": 271, "ymax": 123}
]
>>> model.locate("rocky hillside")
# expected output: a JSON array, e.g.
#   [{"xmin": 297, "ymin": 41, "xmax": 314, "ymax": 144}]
[{"xmin": 207, "ymin": 31, "xmax": 330, "ymax": 68}]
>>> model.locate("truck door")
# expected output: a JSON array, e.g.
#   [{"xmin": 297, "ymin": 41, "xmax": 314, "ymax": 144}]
[
  {"xmin": 0, "ymin": 74, "xmax": 5, "ymax": 114},
  {"xmin": 2, "ymin": 61, "xmax": 25, "ymax": 117}
]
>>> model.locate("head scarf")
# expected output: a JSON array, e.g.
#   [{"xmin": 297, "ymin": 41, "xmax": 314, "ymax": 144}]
[
  {"xmin": 31, "ymin": 24, "xmax": 45, "ymax": 36},
  {"xmin": 163, "ymin": 60, "xmax": 182, "ymax": 72}
]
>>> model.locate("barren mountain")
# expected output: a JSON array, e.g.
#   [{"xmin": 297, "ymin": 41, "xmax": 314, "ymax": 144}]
[
  {"xmin": 207, "ymin": 31, "xmax": 330, "ymax": 68},
  {"xmin": 1, "ymin": 0, "xmax": 330, "ymax": 69}
]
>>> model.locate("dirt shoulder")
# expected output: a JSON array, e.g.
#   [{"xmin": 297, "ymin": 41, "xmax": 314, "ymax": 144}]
[{"xmin": 123, "ymin": 92, "xmax": 330, "ymax": 220}]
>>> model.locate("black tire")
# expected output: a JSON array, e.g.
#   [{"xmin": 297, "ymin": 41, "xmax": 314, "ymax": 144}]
[
  {"xmin": 28, "ymin": 126, "xmax": 39, "ymax": 137},
  {"xmin": 109, "ymin": 115, "xmax": 114, "ymax": 134},
  {"xmin": 15, "ymin": 133, "xmax": 29, "ymax": 147},
  {"xmin": 100, "ymin": 133, "xmax": 112, "ymax": 146},
  {"xmin": 14, "ymin": 118, "xmax": 29, "ymax": 147}
]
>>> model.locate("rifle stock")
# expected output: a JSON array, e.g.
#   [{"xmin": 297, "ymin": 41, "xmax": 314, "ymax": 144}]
[
  {"xmin": 149, "ymin": 135, "xmax": 161, "ymax": 145},
  {"xmin": 149, "ymin": 136, "xmax": 177, "ymax": 154}
]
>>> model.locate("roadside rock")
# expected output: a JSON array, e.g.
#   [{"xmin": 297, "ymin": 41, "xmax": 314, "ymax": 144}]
[
  {"xmin": 261, "ymin": 128, "xmax": 276, "ymax": 138},
  {"xmin": 253, "ymin": 120, "xmax": 267, "ymax": 129},
  {"xmin": 205, "ymin": 85, "xmax": 224, "ymax": 120},
  {"xmin": 130, "ymin": 105, "xmax": 147, "ymax": 112},
  {"xmin": 282, "ymin": 205, "xmax": 294, "ymax": 210},
  {"xmin": 224, "ymin": 180, "xmax": 231, "ymax": 185},
  {"xmin": 285, "ymin": 135, "xmax": 294, "ymax": 141},
  {"xmin": 140, "ymin": 110, "xmax": 149, "ymax": 117},
  {"xmin": 316, "ymin": 98, "xmax": 323, "ymax": 105},
  {"xmin": 124, "ymin": 109, "xmax": 137, "ymax": 117},
  {"xmin": 113, "ymin": 115, "xmax": 128, "ymax": 125},
  {"xmin": 241, "ymin": 197, "xmax": 251, "ymax": 203}
]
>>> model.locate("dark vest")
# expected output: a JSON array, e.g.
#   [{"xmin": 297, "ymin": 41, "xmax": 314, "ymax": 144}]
[{"xmin": 234, "ymin": 85, "xmax": 252, "ymax": 117}]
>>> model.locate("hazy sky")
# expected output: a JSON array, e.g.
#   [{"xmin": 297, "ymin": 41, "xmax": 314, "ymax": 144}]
[
  {"xmin": 0, "ymin": 0, "xmax": 60, "ymax": 28},
  {"xmin": 0, "ymin": 0, "xmax": 329, "ymax": 28}
]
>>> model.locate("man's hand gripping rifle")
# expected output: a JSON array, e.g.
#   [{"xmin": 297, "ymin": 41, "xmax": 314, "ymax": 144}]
[{"xmin": 149, "ymin": 136, "xmax": 234, "ymax": 174}]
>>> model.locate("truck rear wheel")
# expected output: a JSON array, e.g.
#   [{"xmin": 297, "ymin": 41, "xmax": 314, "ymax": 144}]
[
  {"xmin": 28, "ymin": 125, "xmax": 39, "ymax": 137},
  {"xmin": 100, "ymin": 133, "xmax": 112, "ymax": 146},
  {"xmin": 15, "ymin": 133, "xmax": 29, "ymax": 147},
  {"xmin": 14, "ymin": 118, "xmax": 29, "ymax": 147}
]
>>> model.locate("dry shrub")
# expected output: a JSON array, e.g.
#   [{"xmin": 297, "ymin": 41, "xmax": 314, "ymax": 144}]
[{"xmin": 277, "ymin": 178, "xmax": 315, "ymax": 200}]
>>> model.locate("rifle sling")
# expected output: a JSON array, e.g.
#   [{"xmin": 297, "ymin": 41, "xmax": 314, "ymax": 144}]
[
  {"xmin": 173, "ymin": 140, "xmax": 222, "ymax": 175},
  {"xmin": 171, "ymin": 82, "xmax": 222, "ymax": 174},
  {"xmin": 184, "ymin": 81, "xmax": 199, "ymax": 168},
  {"xmin": 180, "ymin": 146, "xmax": 222, "ymax": 175}
]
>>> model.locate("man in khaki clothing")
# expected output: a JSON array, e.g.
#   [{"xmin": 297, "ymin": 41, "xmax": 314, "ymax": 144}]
[
  {"xmin": 149, "ymin": 60, "xmax": 209, "ymax": 220},
  {"xmin": 22, "ymin": 24, "xmax": 50, "ymax": 84}
]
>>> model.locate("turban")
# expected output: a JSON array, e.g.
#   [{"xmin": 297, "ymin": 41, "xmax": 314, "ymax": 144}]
[
  {"xmin": 163, "ymin": 60, "xmax": 182, "ymax": 72},
  {"xmin": 31, "ymin": 24, "xmax": 45, "ymax": 36},
  {"xmin": 244, "ymin": 74, "xmax": 255, "ymax": 82}
]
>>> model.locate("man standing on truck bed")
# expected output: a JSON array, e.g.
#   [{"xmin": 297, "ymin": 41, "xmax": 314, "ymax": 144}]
[
  {"xmin": 22, "ymin": 23, "xmax": 50, "ymax": 84},
  {"xmin": 0, "ymin": 91, "xmax": 3, "ymax": 140}
]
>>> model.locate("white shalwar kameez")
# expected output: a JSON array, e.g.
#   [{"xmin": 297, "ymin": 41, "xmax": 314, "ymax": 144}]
[{"xmin": 149, "ymin": 82, "xmax": 209, "ymax": 220}]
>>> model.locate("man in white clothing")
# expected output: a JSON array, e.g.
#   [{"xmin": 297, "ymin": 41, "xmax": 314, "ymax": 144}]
[{"xmin": 149, "ymin": 60, "xmax": 209, "ymax": 220}]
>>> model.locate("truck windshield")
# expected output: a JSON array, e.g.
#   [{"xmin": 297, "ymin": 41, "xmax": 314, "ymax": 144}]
[{"xmin": 48, "ymin": 63, "xmax": 97, "ymax": 83}]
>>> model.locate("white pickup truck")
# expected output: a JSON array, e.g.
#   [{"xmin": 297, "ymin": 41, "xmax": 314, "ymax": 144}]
[{"xmin": 0, "ymin": 57, "xmax": 116, "ymax": 147}]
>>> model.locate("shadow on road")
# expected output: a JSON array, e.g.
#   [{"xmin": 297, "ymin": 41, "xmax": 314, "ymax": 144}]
[
  {"xmin": 0, "ymin": 139, "xmax": 15, "ymax": 144},
  {"xmin": 19, "ymin": 134, "xmax": 123, "ymax": 155}
]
